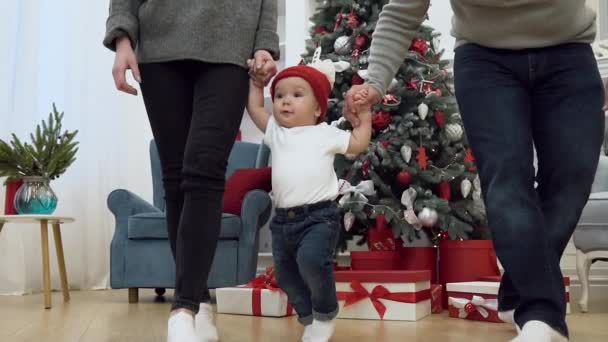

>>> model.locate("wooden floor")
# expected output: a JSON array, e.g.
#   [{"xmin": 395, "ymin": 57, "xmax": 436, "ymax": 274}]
[{"xmin": 0, "ymin": 289, "xmax": 607, "ymax": 342}]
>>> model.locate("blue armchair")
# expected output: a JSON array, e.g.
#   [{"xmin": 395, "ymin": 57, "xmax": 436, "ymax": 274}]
[{"xmin": 107, "ymin": 140, "xmax": 271, "ymax": 302}]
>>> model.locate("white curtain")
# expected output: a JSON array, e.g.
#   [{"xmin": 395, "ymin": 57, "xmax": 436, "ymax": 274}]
[
  {"xmin": 0, "ymin": 0, "xmax": 268, "ymax": 295},
  {"xmin": 0, "ymin": 0, "xmax": 157, "ymax": 295}
]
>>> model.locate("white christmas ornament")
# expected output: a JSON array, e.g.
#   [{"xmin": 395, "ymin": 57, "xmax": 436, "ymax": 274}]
[
  {"xmin": 418, "ymin": 207, "xmax": 438, "ymax": 227},
  {"xmin": 445, "ymin": 123, "xmax": 464, "ymax": 142},
  {"xmin": 418, "ymin": 103, "xmax": 429, "ymax": 120},
  {"xmin": 400, "ymin": 187, "xmax": 417, "ymax": 209},
  {"xmin": 344, "ymin": 211, "xmax": 355, "ymax": 231},
  {"xmin": 461, "ymin": 179, "xmax": 472, "ymax": 198},
  {"xmin": 334, "ymin": 36, "xmax": 352, "ymax": 55},
  {"xmin": 400, "ymin": 145, "xmax": 412, "ymax": 163},
  {"xmin": 473, "ymin": 175, "xmax": 481, "ymax": 191}
]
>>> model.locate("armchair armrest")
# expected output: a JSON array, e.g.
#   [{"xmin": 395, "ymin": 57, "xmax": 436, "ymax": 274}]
[
  {"xmin": 107, "ymin": 189, "xmax": 161, "ymax": 288},
  {"xmin": 107, "ymin": 189, "xmax": 161, "ymax": 239},
  {"xmin": 236, "ymin": 189, "xmax": 272, "ymax": 283}
]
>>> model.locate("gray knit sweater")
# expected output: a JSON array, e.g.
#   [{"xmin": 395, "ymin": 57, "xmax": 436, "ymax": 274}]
[
  {"xmin": 103, "ymin": 0, "xmax": 280, "ymax": 68},
  {"xmin": 367, "ymin": 0, "xmax": 597, "ymax": 95}
]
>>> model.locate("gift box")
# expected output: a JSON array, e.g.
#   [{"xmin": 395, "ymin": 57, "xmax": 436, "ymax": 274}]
[
  {"xmin": 350, "ymin": 251, "xmax": 400, "ymax": 270},
  {"xmin": 335, "ymin": 270, "xmax": 432, "ymax": 321},
  {"xmin": 446, "ymin": 281, "xmax": 502, "ymax": 323},
  {"xmin": 478, "ymin": 275, "xmax": 571, "ymax": 314},
  {"xmin": 431, "ymin": 284, "xmax": 443, "ymax": 314},
  {"xmin": 216, "ymin": 269, "xmax": 293, "ymax": 317}
]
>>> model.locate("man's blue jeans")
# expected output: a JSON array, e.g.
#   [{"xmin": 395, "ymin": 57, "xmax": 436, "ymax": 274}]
[{"xmin": 454, "ymin": 42, "xmax": 605, "ymax": 337}]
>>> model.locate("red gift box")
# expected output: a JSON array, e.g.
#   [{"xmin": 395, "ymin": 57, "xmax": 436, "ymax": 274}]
[
  {"xmin": 4, "ymin": 179, "xmax": 23, "ymax": 215},
  {"xmin": 350, "ymin": 251, "xmax": 400, "ymax": 270},
  {"xmin": 477, "ymin": 275, "xmax": 571, "ymax": 314},
  {"xmin": 400, "ymin": 246, "xmax": 438, "ymax": 283},
  {"xmin": 446, "ymin": 281, "xmax": 502, "ymax": 323},
  {"xmin": 334, "ymin": 270, "xmax": 431, "ymax": 321},
  {"xmin": 431, "ymin": 284, "xmax": 443, "ymax": 314}
]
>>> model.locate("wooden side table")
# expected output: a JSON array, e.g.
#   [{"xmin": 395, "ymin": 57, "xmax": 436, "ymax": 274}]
[{"xmin": 0, "ymin": 215, "xmax": 74, "ymax": 309}]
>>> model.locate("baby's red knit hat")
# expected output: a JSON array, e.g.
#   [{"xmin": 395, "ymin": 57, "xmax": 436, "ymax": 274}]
[{"xmin": 270, "ymin": 65, "xmax": 332, "ymax": 123}]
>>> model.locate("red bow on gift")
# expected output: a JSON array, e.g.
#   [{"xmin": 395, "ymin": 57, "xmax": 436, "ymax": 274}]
[
  {"xmin": 337, "ymin": 280, "xmax": 430, "ymax": 319},
  {"xmin": 246, "ymin": 267, "xmax": 281, "ymax": 292},
  {"xmin": 245, "ymin": 267, "xmax": 293, "ymax": 316}
]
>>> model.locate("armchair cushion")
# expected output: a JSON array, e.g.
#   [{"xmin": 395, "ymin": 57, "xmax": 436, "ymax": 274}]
[
  {"xmin": 223, "ymin": 167, "xmax": 272, "ymax": 215},
  {"xmin": 128, "ymin": 212, "xmax": 244, "ymax": 240},
  {"xmin": 128, "ymin": 212, "xmax": 167, "ymax": 240}
]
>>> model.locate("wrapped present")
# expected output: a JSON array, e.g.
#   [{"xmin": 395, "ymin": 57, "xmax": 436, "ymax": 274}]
[
  {"xmin": 216, "ymin": 268, "xmax": 293, "ymax": 317},
  {"xmin": 446, "ymin": 281, "xmax": 502, "ymax": 323},
  {"xmin": 431, "ymin": 284, "xmax": 443, "ymax": 314},
  {"xmin": 335, "ymin": 270, "xmax": 431, "ymax": 321},
  {"xmin": 477, "ymin": 275, "xmax": 571, "ymax": 314},
  {"xmin": 350, "ymin": 251, "xmax": 400, "ymax": 270}
]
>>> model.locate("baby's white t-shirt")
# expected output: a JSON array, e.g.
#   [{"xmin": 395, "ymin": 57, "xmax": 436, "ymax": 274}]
[{"xmin": 264, "ymin": 116, "xmax": 351, "ymax": 209}]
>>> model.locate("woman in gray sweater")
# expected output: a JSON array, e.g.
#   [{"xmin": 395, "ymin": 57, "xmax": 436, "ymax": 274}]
[
  {"xmin": 346, "ymin": 1, "xmax": 605, "ymax": 341},
  {"xmin": 103, "ymin": 1, "xmax": 279, "ymax": 341}
]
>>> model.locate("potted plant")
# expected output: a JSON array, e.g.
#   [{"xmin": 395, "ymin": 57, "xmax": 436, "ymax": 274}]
[{"xmin": 0, "ymin": 104, "xmax": 78, "ymax": 214}]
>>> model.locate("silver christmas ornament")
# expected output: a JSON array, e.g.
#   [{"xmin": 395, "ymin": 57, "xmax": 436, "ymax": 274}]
[
  {"xmin": 418, "ymin": 207, "xmax": 438, "ymax": 227},
  {"xmin": 445, "ymin": 123, "xmax": 464, "ymax": 142},
  {"xmin": 334, "ymin": 36, "xmax": 352, "ymax": 55}
]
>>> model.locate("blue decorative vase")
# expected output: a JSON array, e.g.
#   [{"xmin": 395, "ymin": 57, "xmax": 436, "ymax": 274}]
[{"xmin": 14, "ymin": 176, "xmax": 58, "ymax": 214}]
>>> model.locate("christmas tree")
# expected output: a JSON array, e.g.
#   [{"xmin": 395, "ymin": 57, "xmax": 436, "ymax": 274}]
[{"xmin": 303, "ymin": 0, "xmax": 489, "ymax": 250}]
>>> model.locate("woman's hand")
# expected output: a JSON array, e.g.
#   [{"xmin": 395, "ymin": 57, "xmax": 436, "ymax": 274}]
[
  {"xmin": 249, "ymin": 50, "xmax": 277, "ymax": 87},
  {"xmin": 112, "ymin": 36, "xmax": 141, "ymax": 95}
]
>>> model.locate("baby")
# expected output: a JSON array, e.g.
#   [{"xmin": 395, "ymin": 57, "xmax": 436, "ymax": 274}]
[{"xmin": 246, "ymin": 59, "xmax": 372, "ymax": 342}]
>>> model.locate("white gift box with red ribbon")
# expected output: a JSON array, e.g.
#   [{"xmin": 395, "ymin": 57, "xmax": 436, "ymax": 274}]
[
  {"xmin": 216, "ymin": 270, "xmax": 293, "ymax": 317},
  {"xmin": 446, "ymin": 281, "xmax": 502, "ymax": 322},
  {"xmin": 478, "ymin": 275, "xmax": 571, "ymax": 314},
  {"xmin": 334, "ymin": 270, "xmax": 432, "ymax": 321}
]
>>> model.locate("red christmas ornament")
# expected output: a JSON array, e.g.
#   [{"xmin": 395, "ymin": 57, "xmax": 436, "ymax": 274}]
[
  {"xmin": 437, "ymin": 180, "xmax": 451, "ymax": 200},
  {"xmin": 351, "ymin": 73, "xmax": 365, "ymax": 85},
  {"xmin": 421, "ymin": 83, "xmax": 434, "ymax": 95},
  {"xmin": 334, "ymin": 14, "xmax": 343, "ymax": 31},
  {"xmin": 464, "ymin": 148, "xmax": 477, "ymax": 171},
  {"xmin": 407, "ymin": 78, "xmax": 420, "ymax": 90},
  {"xmin": 372, "ymin": 111, "xmax": 391, "ymax": 131},
  {"xmin": 354, "ymin": 35, "xmax": 367, "ymax": 50},
  {"xmin": 314, "ymin": 26, "xmax": 328, "ymax": 35},
  {"xmin": 346, "ymin": 12, "xmax": 360, "ymax": 29},
  {"xmin": 367, "ymin": 213, "xmax": 396, "ymax": 251},
  {"xmin": 439, "ymin": 230, "xmax": 450, "ymax": 241},
  {"xmin": 409, "ymin": 38, "xmax": 429, "ymax": 55},
  {"xmin": 361, "ymin": 160, "xmax": 371, "ymax": 178},
  {"xmin": 396, "ymin": 170, "xmax": 413, "ymax": 187},
  {"xmin": 464, "ymin": 303, "xmax": 476, "ymax": 314},
  {"xmin": 416, "ymin": 147, "xmax": 429, "ymax": 170},
  {"xmin": 434, "ymin": 111, "xmax": 446, "ymax": 128}
]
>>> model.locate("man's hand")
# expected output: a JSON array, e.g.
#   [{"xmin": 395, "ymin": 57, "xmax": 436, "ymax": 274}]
[
  {"xmin": 249, "ymin": 50, "xmax": 277, "ymax": 87},
  {"xmin": 344, "ymin": 84, "xmax": 382, "ymax": 127},
  {"xmin": 112, "ymin": 36, "xmax": 141, "ymax": 96}
]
